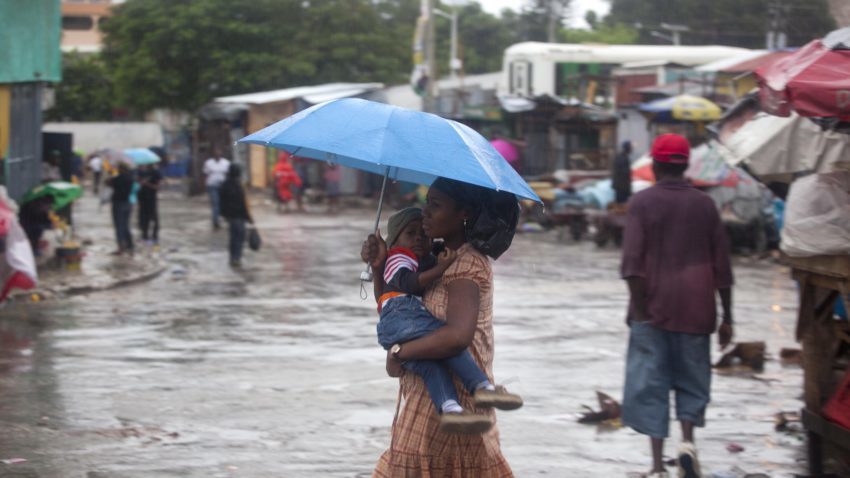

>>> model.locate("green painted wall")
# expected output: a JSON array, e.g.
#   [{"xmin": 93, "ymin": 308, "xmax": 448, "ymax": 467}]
[{"xmin": 0, "ymin": 0, "xmax": 61, "ymax": 83}]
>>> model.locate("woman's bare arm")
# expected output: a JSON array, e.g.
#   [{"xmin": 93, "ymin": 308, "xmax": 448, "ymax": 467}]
[{"xmin": 388, "ymin": 279, "xmax": 479, "ymax": 363}]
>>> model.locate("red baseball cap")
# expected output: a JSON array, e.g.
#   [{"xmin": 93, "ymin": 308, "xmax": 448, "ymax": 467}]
[{"xmin": 650, "ymin": 134, "xmax": 690, "ymax": 164}]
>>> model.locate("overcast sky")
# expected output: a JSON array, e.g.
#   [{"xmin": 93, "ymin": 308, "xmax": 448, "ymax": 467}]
[{"xmin": 476, "ymin": 0, "xmax": 611, "ymax": 28}]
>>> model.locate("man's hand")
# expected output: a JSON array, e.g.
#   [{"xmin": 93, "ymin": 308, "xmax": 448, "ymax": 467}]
[
  {"xmin": 718, "ymin": 322, "xmax": 733, "ymax": 350},
  {"xmin": 437, "ymin": 247, "xmax": 457, "ymax": 267},
  {"xmin": 360, "ymin": 231, "xmax": 387, "ymax": 270}
]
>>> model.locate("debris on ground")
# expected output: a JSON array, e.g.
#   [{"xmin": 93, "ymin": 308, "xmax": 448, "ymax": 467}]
[
  {"xmin": 779, "ymin": 347, "xmax": 802, "ymax": 364},
  {"xmin": 578, "ymin": 391, "xmax": 621, "ymax": 424},
  {"xmin": 726, "ymin": 442, "xmax": 745, "ymax": 453},
  {"xmin": 775, "ymin": 410, "xmax": 803, "ymax": 433},
  {"xmin": 1, "ymin": 458, "xmax": 27, "ymax": 465},
  {"xmin": 715, "ymin": 342, "xmax": 766, "ymax": 372}
]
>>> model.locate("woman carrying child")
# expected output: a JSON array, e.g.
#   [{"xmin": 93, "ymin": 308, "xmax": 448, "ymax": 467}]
[{"xmin": 363, "ymin": 177, "xmax": 520, "ymax": 478}]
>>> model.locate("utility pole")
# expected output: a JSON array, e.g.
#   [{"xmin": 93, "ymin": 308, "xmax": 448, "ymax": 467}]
[
  {"xmin": 766, "ymin": 0, "xmax": 788, "ymax": 49},
  {"xmin": 425, "ymin": 0, "xmax": 437, "ymax": 112},
  {"xmin": 660, "ymin": 23, "xmax": 689, "ymax": 45},
  {"xmin": 433, "ymin": 7, "xmax": 461, "ymax": 80}
]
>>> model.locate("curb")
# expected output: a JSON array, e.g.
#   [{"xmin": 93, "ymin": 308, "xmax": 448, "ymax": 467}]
[{"xmin": 9, "ymin": 263, "xmax": 167, "ymax": 303}]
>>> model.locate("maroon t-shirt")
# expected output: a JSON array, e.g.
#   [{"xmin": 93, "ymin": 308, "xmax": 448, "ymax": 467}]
[{"xmin": 620, "ymin": 179, "xmax": 733, "ymax": 335}]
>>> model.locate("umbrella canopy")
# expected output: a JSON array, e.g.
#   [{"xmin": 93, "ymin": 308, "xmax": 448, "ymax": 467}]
[
  {"xmin": 124, "ymin": 148, "xmax": 161, "ymax": 166},
  {"xmin": 638, "ymin": 94, "xmax": 723, "ymax": 122},
  {"xmin": 756, "ymin": 27, "xmax": 850, "ymax": 121},
  {"xmin": 719, "ymin": 112, "xmax": 850, "ymax": 181},
  {"xmin": 21, "ymin": 182, "xmax": 83, "ymax": 210},
  {"xmin": 239, "ymin": 98, "xmax": 540, "ymax": 202},
  {"xmin": 490, "ymin": 139, "xmax": 520, "ymax": 164}
]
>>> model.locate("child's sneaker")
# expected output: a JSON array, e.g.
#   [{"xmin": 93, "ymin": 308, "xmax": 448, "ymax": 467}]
[
  {"xmin": 439, "ymin": 412, "xmax": 493, "ymax": 434},
  {"xmin": 474, "ymin": 385, "xmax": 523, "ymax": 410},
  {"xmin": 677, "ymin": 442, "xmax": 702, "ymax": 478}
]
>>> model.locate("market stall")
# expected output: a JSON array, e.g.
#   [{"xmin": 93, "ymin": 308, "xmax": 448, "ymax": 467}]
[{"xmin": 721, "ymin": 26, "xmax": 850, "ymax": 475}]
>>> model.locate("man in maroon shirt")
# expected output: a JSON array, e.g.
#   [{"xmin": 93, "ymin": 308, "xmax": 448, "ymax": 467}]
[{"xmin": 620, "ymin": 134, "xmax": 734, "ymax": 478}]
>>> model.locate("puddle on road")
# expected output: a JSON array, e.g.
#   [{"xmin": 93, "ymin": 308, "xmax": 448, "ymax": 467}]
[{"xmin": 0, "ymin": 198, "xmax": 813, "ymax": 477}]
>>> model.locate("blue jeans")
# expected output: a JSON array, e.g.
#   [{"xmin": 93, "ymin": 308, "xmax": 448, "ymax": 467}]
[
  {"xmin": 378, "ymin": 296, "xmax": 489, "ymax": 412},
  {"xmin": 111, "ymin": 201, "xmax": 133, "ymax": 251},
  {"xmin": 207, "ymin": 185, "xmax": 221, "ymax": 226},
  {"xmin": 228, "ymin": 218, "xmax": 246, "ymax": 263},
  {"xmin": 622, "ymin": 321, "xmax": 711, "ymax": 438}
]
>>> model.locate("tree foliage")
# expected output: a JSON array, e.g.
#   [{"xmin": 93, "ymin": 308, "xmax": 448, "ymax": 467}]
[
  {"xmin": 46, "ymin": 52, "xmax": 114, "ymax": 122},
  {"xmin": 606, "ymin": 0, "xmax": 835, "ymax": 48},
  {"xmin": 102, "ymin": 0, "xmax": 423, "ymax": 113},
  {"xmin": 561, "ymin": 23, "xmax": 639, "ymax": 44},
  {"xmin": 89, "ymin": 0, "xmax": 645, "ymax": 117}
]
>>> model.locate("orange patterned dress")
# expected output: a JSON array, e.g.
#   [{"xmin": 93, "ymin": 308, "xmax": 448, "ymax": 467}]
[{"xmin": 372, "ymin": 243, "xmax": 514, "ymax": 477}]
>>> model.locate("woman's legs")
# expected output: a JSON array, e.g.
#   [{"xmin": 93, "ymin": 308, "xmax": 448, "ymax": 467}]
[
  {"xmin": 139, "ymin": 200, "xmax": 151, "ymax": 240},
  {"xmin": 228, "ymin": 218, "xmax": 246, "ymax": 264},
  {"xmin": 150, "ymin": 198, "xmax": 159, "ymax": 242}
]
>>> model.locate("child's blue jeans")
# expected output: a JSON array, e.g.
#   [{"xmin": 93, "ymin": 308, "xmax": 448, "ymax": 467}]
[{"xmin": 377, "ymin": 295, "xmax": 489, "ymax": 413}]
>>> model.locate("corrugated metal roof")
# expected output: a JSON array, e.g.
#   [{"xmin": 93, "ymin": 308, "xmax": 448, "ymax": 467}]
[
  {"xmin": 0, "ymin": 0, "xmax": 62, "ymax": 83},
  {"xmin": 215, "ymin": 82, "xmax": 384, "ymax": 105},
  {"xmin": 695, "ymin": 50, "xmax": 769, "ymax": 72},
  {"xmin": 718, "ymin": 50, "xmax": 796, "ymax": 73}
]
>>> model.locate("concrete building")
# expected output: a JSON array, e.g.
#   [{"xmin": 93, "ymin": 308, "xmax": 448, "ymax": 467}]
[
  {"xmin": 202, "ymin": 83, "xmax": 385, "ymax": 193},
  {"xmin": 0, "ymin": 0, "xmax": 63, "ymax": 200},
  {"xmin": 60, "ymin": 0, "xmax": 114, "ymax": 53}
]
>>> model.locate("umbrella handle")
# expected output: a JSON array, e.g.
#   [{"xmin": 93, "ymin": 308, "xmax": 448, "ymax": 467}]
[{"xmin": 361, "ymin": 167, "xmax": 390, "ymax": 284}]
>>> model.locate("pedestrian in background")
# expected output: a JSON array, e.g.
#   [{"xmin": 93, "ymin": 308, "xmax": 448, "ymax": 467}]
[
  {"xmin": 137, "ymin": 163, "xmax": 163, "ymax": 246},
  {"xmin": 272, "ymin": 152, "xmax": 303, "ymax": 213},
  {"xmin": 89, "ymin": 154, "xmax": 103, "ymax": 194},
  {"xmin": 620, "ymin": 134, "xmax": 734, "ymax": 478},
  {"xmin": 106, "ymin": 162, "xmax": 135, "ymax": 255},
  {"xmin": 219, "ymin": 164, "xmax": 253, "ymax": 268},
  {"xmin": 612, "ymin": 140, "xmax": 633, "ymax": 204},
  {"xmin": 324, "ymin": 163, "xmax": 341, "ymax": 214},
  {"xmin": 203, "ymin": 149, "xmax": 230, "ymax": 230},
  {"xmin": 291, "ymin": 155, "xmax": 309, "ymax": 212}
]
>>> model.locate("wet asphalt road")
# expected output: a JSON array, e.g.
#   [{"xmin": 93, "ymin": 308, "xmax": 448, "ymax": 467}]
[{"xmin": 0, "ymin": 190, "xmax": 806, "ymax": 477}]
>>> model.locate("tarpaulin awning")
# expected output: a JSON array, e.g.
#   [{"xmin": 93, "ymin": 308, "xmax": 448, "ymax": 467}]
[
  {"xmin": 719, "ymin": 112, "xmax": 850, "ymax": 181},
  {"xmin": 756, "ymin": 27, "xmax": 850, "ymax": 120}
]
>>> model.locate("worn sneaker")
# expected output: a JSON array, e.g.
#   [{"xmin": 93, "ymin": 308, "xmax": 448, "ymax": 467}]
[
  {"xmin": 439, "ymin": 412, "xmax": 493, "ymax": 435},
  {"xmin": 677, "ymin": 442, "xmax": 702, "ymax": 478},
  {"xmin": 474, "ymin": 386, "xmax": 523, "ymax": 410}
]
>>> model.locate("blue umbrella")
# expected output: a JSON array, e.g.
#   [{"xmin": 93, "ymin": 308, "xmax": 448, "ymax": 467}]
[
  {"xmin": 123, "ymin": 148, "xmax": 161, "ymax": 166},
  {"xmin": 239, "ymin": 98, "xmax": 539, "ymax": 201},
  {"xmin": 239, "ymin": 98, "xmax": 539, "ymax": 281}
]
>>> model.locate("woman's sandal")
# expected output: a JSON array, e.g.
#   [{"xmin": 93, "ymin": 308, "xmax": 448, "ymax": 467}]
[
  {"xmin": 474, "ymin": 385, "xmax": 524, "ymax": 410},
  {"xmin": 439, "ymin": 412, "xmax": 493, "ymax": 434}
]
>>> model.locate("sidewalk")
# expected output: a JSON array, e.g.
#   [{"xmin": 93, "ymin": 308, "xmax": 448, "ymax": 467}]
[
  {"xmin": 16, "ymin": 247, "xmax": 166, "ymax": 300},
  {"xmin": 8, "ymin": 194, "xmax": 167, "ymax": 303}
]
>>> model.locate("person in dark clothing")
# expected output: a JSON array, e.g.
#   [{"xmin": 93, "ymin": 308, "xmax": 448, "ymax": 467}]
[
  {"xmin": 612, "ymin": 140, "xmax": 633, "ymax": 204},
  {"xmin": 18, "ymin": 196, "xmax": 54, "ymax": 256},
  {"xmin": 106, "ymin": 162, "xmax": 135, "ymax": 254},
  {"xmin": 137, "ymin": 164, "xmax": 163, "ymax": 245},
  {"xmin": 219, "ymin": 164, "xmax": 253, "ymax": 267},
  {"xmin": 620, "ymin": 134, "xmax": 734, "ymax": 478}
]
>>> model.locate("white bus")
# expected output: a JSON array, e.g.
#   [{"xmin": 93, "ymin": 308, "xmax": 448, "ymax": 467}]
[{"xmin": 500, "ymin": 42, "xmax": 753, "ymax": 100}]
